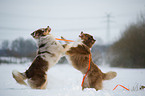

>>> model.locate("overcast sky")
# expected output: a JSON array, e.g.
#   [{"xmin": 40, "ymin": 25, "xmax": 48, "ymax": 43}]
[{"xmin": 0, "ymin": 0, "xmax": 145, "ymax": 44}]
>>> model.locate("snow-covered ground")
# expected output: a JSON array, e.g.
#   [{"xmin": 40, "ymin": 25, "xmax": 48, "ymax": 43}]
[{"xmin": 0, "ymin": 63, "xmax": 145, "ymax": 96}]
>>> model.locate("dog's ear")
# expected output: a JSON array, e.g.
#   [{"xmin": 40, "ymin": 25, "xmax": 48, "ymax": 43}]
[
  {"xmin": 79, "ymin": 31, "xmax": 84, "ymax": 38},
  {"xmin": 81, "ymin": 31, "xmax": 84, "ymax": 35}
]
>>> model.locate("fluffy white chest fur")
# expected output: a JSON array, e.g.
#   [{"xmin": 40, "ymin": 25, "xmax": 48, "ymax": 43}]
[{"xmin": 37, "ymin": 34, "xmax": 65, "ymax": 68}]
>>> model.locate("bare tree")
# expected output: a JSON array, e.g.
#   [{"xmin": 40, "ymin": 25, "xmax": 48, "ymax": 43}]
[
  {"xmin": 1, "ymin": 40, "xmax": 9, "ymax": 50},
  {"xmin": 107, "ymin": 13, "xmax": 145, "ymax": 68},
  {"xmin": 11, "ymin": 37, "xmax": 37, "ymax": 57}
]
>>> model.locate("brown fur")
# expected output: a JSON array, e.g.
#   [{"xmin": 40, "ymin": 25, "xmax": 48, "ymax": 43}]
[
  {"xmin": 25, "ymin": 56, "xmax": 48, "ymax": 89},
  {"xmin": 12, "ymin": 56, "xmax": 48, "ymax": 89},
  {"xmin": 12, "ymin": 26, "xmax": 57, "ymax": 89},
  {"xmin": 140, "ymin": 86, "xmax": 145, "ymax": 90},
  {"xmin": 66, "ymin": 32, "xmax": 117, "ymax": 90}
]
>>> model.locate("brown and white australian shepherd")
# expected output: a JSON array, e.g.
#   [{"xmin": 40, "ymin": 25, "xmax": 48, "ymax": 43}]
[
  {"xmin": 12, "ymin": 26, "xmax": 69, "ymax": 89},
  {"xmin": 65, "ymin": 32, "xmax": 117, "ymax": 91}
]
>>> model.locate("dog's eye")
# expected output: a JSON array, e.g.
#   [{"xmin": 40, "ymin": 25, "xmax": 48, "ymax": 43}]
[{"xmin": 89, "ymin": 36, "xmax": 93, "ymax": 39}]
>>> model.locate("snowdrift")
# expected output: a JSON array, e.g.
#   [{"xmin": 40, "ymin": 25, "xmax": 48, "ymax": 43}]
[{"xmin": 0, "ymin": 63, "xmax": 145, "ymax": 96}]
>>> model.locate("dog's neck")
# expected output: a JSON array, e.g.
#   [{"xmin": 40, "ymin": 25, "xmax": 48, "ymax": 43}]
[
  {"xmin": 37, "ymin": 35, "xmax": 52, "ymax": 46},
  {"xmin": 82, "ymin": 40, "xmax": 93, "ymax": 48},
  {"xmin": 36, "ymin": 34, "xmax": 55, "ymax": 57}
]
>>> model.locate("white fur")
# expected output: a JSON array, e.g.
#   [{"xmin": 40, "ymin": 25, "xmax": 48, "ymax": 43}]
[
  {"xmin": 37, "ymin": 34, "xmax": 69, "ymax": 68},
  {"xmin": 12, "ymin": 70, "xmax": 20, "ymax": 77}
]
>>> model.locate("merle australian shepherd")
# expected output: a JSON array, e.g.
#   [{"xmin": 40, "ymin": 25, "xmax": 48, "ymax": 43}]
[
  {"xmin": 65, "ymin": 32, "xmax": 117, "ymax": 91},
  {"xmin": 12, "ymin": 26, "xmax": 69, "ymax": 89}
]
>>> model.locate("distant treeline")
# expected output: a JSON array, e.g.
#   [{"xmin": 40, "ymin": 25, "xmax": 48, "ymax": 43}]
[
  {"xmin": 0, "ymin": 38, "xmax": 37, "ymax": 58},
  {"xmin": 0, "ymin": 37, "xmax": 106, "ymax": 65}
]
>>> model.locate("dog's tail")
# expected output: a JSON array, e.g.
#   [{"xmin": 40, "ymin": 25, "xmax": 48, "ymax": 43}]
[
  {"xmin": 12, "ymin": 70, "xmax": 27, "ymax": 85},
  {"xmin": 103, "ymin": 71, "xmax": 117, "ymax": 80}
]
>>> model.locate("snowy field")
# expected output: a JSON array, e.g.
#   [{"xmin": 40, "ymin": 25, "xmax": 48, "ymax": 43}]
[{"xmin": 0, "ymin": 63, "xmax": 145, "ymax": 96}]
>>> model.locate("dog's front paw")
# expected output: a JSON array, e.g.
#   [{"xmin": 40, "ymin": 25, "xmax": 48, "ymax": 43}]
[
  {"xmin": 61, "ymin": 36, "xmax": 70, "ymax": 44},
  {"xmin": 61, "ymin": 36, "xmax": 65, "ymax": 40}
]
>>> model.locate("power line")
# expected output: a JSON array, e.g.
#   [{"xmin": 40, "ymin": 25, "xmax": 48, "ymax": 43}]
[
  {"xmin": 105, "ymin": 13, "xmax": 114, "ymax": 43},
  {"xmin": 0, "ymin": 26, "xmax": 106, "ymax": 32}
]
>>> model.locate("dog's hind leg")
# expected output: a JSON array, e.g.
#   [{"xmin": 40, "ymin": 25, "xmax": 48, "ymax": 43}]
[
  {"xmin": 88, "ymin": 76, "xmax": 103, "ymax": 91},
  {"xmin": 40, "ymin": 75, "xmax": 48, "ymax": 89},
  {"xmin": 27, "ymin": 75, "xmax": 47, "ymax": 89},
  {"xmin": 94, "ymin": 79, "xmax": 103, "ymax": 91}
]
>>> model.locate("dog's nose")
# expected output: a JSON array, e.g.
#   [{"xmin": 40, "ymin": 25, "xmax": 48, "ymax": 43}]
[
  {"xmin": 31, "ymin": 33, "xmax": 33, "ymax": 36},
  {"xmin": 31, "ymin": 32, "xmax": 35, "ymax": 36}
]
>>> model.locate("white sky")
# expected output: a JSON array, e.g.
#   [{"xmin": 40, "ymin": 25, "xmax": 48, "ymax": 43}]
[{"xmin": 0, "ymin": 0, "xmax": 145, "ymax": 44}]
